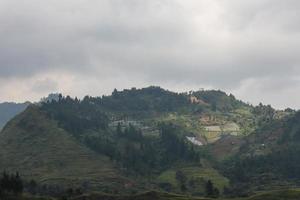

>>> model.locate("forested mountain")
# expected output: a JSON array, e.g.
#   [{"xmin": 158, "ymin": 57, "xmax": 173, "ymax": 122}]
[{"xmin": 0, "ymin": 86, "xmax": 298, "ymax": 199}]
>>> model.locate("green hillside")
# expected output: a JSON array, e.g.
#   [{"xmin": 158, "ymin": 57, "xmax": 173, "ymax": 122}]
[
  {"xmin": 220, "ymin": 111, "xmax": 300, "ymax": 192},
  {"xmin": 0, "ymin": 106, "xmax": 129, "ymax": 192}
]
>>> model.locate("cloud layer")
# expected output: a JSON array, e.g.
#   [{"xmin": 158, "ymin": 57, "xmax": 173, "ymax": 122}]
[{"xmin": 0, "ymin": 0, "xmax": 300, "ymax": 109}]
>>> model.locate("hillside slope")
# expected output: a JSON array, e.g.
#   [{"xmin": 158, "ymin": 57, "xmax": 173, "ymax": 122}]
[{"xmin": 0, "ymin": 106, "xmax": 129, "ymax": 191}]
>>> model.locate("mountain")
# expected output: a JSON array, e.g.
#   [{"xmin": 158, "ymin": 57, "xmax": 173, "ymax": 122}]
[
  {"xmin": 0, "ymin": 102, "xmax": 30, "ymax": 130},
  {"xmin": 0, "ymin": 86, "xmax": 296, "ymax": 199}
]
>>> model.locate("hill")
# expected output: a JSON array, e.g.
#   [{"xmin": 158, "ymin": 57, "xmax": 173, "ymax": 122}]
[
  {"xmin": 0, "ymin": 106, "xmax": 130, "ymax": 192},
  {"xmin": 0, "ymin": 86, "xmax": 295, "ymax": 198}
]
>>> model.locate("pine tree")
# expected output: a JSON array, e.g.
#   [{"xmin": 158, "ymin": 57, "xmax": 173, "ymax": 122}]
[
  {"xmin": 205, "ymin": 180, "xmax": 214, "ymax": 197},
  {"xmin": 205, "ymin": 180, "xmax": 219, "ymax": 198},
  {"xmin": 28, "ymin": 179, "xmax": 37, "ymax": 195},
  {"xmin": 13, "ymin": 172, "xmax": 23, "ymax": 194}
]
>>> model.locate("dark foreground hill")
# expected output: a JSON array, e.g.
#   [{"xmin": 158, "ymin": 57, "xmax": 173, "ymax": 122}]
[{"xmin": 0, "ymin": 106, "xmax": 130, "ymax": 192}]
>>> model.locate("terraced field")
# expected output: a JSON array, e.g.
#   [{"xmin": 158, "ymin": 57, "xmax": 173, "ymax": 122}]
[
  {"xmin": 152, "ymin": 109, "xmax": 254, "ymax": 145},
  {"xmin": 204, "ymin": 122, "xmax": 240, "ymax": 143}
]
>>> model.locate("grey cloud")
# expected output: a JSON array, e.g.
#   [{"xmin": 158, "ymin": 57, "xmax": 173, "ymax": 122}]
[
  {"xmin": 0, "ymin": 0, "xmax": 300, "ymax": 108},
  {"xmin": 32, "ymin": 78, "xmax": 58, "ymax": 93}
]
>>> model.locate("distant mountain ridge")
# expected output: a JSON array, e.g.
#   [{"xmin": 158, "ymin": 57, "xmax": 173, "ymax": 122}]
[{"xmin": 0, "ymin": 102, "xmax": 30, "ymax": 130}]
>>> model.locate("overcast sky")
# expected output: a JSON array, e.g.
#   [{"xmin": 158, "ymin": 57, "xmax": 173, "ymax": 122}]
[{"xmin": 0, "ymin": 0, "xmax": 300, "ymax": 109}]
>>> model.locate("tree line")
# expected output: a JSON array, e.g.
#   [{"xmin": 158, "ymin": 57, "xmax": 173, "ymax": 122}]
[{"xmin": 0, "ymin": 172, "xmax": 23, "ymax": 198}]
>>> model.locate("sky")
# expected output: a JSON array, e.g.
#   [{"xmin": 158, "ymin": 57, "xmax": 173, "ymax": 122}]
[{"xmin": 0, "ymin": 0, "xmax": 300, "ymax": 109}]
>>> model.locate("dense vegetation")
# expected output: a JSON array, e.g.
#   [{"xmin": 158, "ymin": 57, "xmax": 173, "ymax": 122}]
[
  {"xmin": 223, "ymin": 145, "xmax": 300, "ymax": 183},
  {"xmin": 42, "ymin": 95, "xmax": 201, "ymax": 174},
  {"xmin": 221, "ymin": 111, "xmax": 300, "ymax": 192},
  {"xmin": 83, "ymin": 86, "xmax": 192, "ymax": 115},
  {"xmin": 41, "ymin": 95, "xmax": 109, "ymax": 135}
]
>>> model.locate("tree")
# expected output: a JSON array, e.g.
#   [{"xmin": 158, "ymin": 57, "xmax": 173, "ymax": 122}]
[
  {"xmin": 205, "ymin": 180, "xmax": 214, "ymax": 197},
  {"xmin": 13, "ymin": 172, "xmax": 23, "ymax": 194},
  {"xmin": 112, "ymin": 88, "xmax": 118, "ymax": 97},
  {"xmin": 213, "ymin": 187, "xmax": 220, "ymax": 198},
  {"xmin": 28, "ymin": 179, "xmax": 37, "ymax": 195},
  {"xmin": 0, "ymin": 171, "xmax": 23, "ymax": 197},
  {"xmin": 176, "ymin": 170, "xmax": 187, "ymax": 184},
  {"xmin": 176, "ymin": 170, "xmax": 187, "ymax": 192},
  {"xmin": 116, "ymin": 122, "xmax": 122, "ymax": 136},
  {"xmin": 205, "ymin": 180, "xmax": 219, "ymax": 198},
  {"xmin": 58, "ymin": 94, "xmax": 63, "ymax": 101}
]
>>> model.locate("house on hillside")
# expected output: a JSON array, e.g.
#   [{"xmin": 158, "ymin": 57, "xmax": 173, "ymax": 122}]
[{"xmin": 186, "ymin": 136, "xmax": 203, "ymax": 146}]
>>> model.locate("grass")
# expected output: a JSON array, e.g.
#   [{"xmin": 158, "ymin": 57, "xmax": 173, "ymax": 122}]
[{"xmin": 181, "ymin": 167, "xmax": 229, "ymax": 191}]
